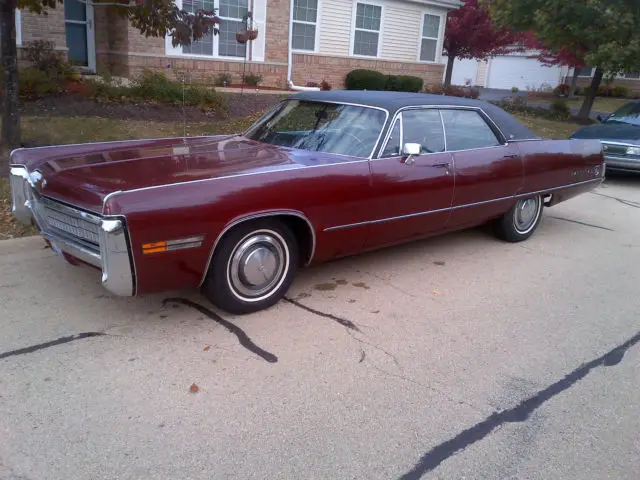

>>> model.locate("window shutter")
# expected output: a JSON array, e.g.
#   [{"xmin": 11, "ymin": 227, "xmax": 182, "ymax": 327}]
[{"xmin": 251, "ymin": 0, "xmax": 266, "ymax": 62}]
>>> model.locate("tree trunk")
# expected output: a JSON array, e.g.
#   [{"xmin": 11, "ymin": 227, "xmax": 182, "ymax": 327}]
[
  {"xmin": 1, "ymin": 0, "xmax": 20, "ymax": 173},
  {"xmin": 444, "ymin": 55, "xmax": 455, "ymax": 88},
  {"xmin": 569, "ymin": 67, "xmax": 579, "ymax": 98},
  {"xmin": 577, "ymin": 67, "xmax": 604, "ymax": 120}
]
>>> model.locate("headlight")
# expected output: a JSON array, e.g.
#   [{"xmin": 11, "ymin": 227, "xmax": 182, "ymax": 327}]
[{"xmin": 626, "ymin": 146, "xmax": 640, "ymax": 156}]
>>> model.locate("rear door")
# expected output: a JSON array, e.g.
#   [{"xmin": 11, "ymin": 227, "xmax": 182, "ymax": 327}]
[
  {"xmin": 366, "ymin": 108, "xmax": 455, "ymax": 249},
  {"xmin": 442, "ymin": 108, "xmax": 523, "ymax": 230}
]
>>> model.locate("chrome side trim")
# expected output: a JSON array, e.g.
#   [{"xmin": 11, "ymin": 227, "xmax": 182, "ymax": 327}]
[
  {"xmin": 198, "ymin": 210, "xmax": 317, "ymax": 287},
  {"xmin": 100, "ymin": 217, "xmax": 135, "ymax": 296},
  {"xmin": 323, "ymin": 178, "xmax": 602, "ymax": 232},
  {"xmin": 600, "ymin": 140, "xmax": 638, "ymax": 148},
  {"xmin": 7, "ymin": 136, "xmax": 191, "ymax": 152},
  {"xmin": 102, "ymin": 190, "xmax": 123, "ymax": 214}
]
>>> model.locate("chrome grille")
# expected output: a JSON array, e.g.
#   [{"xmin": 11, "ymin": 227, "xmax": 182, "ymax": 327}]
[
  {"xmin": 28, "ymin": 187, "xmax": 102, "ymax": 252},
  {"xmin": 602, "ymin": 143, "xmax": 630, "ymax": 157}
]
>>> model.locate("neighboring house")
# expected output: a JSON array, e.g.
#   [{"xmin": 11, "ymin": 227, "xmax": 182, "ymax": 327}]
[
  {"xmin": 443, "ymin": 49, "xmax": 565, "ymax": 91},
  {"xmin": 16, "ymin": 0, "xmax": 463, "ymax": 89},
  {"xmin": 445, "ymin": 51, "xmax": 640, "ymax": 95}
]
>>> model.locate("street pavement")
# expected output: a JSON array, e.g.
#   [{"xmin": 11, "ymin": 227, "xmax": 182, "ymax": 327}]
[{"xmin": 1, "ymin": 175, "xmax": 639, "ymax": 480}]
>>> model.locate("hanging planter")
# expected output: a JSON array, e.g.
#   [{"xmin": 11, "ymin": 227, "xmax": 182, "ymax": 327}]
[
  {"xmin": 236, "ymin": 31, "xmax": 249, "ymax": 44},
  {"xmin": 246, "ymin": 28, "xmax": 259, "ymax": 41}
]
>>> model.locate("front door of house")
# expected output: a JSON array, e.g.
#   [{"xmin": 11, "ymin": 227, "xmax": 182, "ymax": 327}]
[{"xmin": 64, "ymin": 0, "xmax": 95, "ymax": 71}]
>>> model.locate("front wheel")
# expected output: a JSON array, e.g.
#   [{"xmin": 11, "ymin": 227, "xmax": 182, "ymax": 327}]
[
  {"xmin": 493, "ymin": 196, "xmax": 543, "ymax": 242},
  {"xmin": 202, "ymin": 219, "xmax": 299, "ymax": 314}
]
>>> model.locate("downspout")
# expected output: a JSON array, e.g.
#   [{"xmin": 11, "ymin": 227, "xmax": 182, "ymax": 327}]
[{"xmin": 287, "ymin": 0, "xmax": 320, "ymax": 91}]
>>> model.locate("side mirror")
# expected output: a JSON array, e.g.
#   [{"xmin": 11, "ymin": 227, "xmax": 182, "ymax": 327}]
[{"xmin": 402, "ymin": 143, "xmax": 421, "ymax": 156}]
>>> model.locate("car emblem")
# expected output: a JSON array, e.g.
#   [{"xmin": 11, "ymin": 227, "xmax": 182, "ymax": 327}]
[{"xmin": 29, "ymin": 170, "xmax": 47, "ymax": 190}]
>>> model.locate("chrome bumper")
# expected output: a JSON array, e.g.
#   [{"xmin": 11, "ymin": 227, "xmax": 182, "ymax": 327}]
[
  {"xmin": 9, "ymin": 166, "xmax": 135, "ymax": 296},
  {"xmin": 604, "ymin": 155, "xmax": 640, "ymax": 172}
]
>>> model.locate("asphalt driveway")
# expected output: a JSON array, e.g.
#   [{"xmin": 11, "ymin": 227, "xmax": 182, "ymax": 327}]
[{"xmin": 1, "ymin": 176, "xmax": 639, "ymax": 480}]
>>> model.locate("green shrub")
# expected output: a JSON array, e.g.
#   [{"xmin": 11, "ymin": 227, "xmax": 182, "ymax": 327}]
[
  {"xmin": 389, "ymin": 75, "xmax": 424, "ymax": 92},
  {"xmin": 425, "ymin": 84, "xmax": 479, "ymax": 99},
  {"xmin": 345, "ymin": 69, "xmax": 387, "ymax": 90},
  {"xmin": 24, "ymin": 40, "xmax": 72, "ymax": 81},
  {"xmin": 19, "ymin": 67, "xmax": 61, "ymax": 99},
  {"xmin": 244, "ymin": 73, "xmax": 263, "ymax": 87},
  {"xmin": 511, "ymin": 86, "xmax": 519, "ymax": 93},
  {"xmin": 214, "ymin": 72, "xmax": 233, "ymax": 86},
  {"xmin": 549, "ymin": 99, "xmax": 571, "ymax": 119},
  {"xmin": 612, "ymin": 86, "xmax": 629, "ymax": 98}
]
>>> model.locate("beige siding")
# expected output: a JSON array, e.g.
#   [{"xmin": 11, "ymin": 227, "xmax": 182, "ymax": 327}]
[
  {"xmin": 318, "ymin": 0, "xmax": 353, "ymax": 57},
  {"xmin": 319, "ymin": 0, "xmax": 448, "ymax": 64}
]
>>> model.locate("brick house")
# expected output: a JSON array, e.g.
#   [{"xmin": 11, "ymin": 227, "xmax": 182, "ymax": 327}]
[{"xmin": 16, "ymin": 0, "xmax": 463, "ymax": 89}]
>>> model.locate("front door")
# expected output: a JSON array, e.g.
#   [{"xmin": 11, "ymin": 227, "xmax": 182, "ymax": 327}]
[
  {"xmin": 366, "ymin": 108, "xmax": 455, "ymax": 249},
  {"xmin": 64, "ymin": 0, "xmax": 95, "ymax": 71}
]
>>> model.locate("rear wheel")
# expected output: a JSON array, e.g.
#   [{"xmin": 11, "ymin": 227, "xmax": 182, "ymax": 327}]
[
  {"xmin": 202, "ymin": 219, "xmax": 299, "ymax": 314},
  {"xmin": 493, "ymin": 196, "xmax": 543, "ymax": 242}
]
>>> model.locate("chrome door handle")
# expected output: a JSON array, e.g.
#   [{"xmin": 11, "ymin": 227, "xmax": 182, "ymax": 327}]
[
  {"xmin": 503, "ymin": 153, "xmax": 518, "ymax": 158},
  {"xmin": 431, "ymin": 162, "xmax": 450, "ymax": 168}
]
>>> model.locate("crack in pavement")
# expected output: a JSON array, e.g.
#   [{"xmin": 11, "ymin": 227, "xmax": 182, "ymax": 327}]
[
  {"xmin": 397, "ymin": 330, "xmax": 640, "ymax": 480},
  {"xmin": 0, "ymin": 332, "xmax": 105, "ymax": 360},
  {"xmin": 590, "ymin": 191, "xmax": 640, "ymax": 209},
  {"xmin": 163, "ymin": 298, "xmax": 278, "ymax": 363},
  {"xmin": 548, "ymin": 216, "xmax": 614, "ymax": 231}
]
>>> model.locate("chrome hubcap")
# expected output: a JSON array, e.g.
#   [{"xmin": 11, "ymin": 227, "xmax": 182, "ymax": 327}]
[
  {"xmin": 514, "ymin": 197, "xmax": 541, "ymax": 233},
  {"xmin": 229, "ymin": 233, "xmax": 287, "ymax": 299}
]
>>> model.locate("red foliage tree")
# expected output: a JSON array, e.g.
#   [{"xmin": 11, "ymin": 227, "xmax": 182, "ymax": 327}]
[
  {"xmin": 522, "ymin": 31, "xmax": 587, "ymax": 96},
  {"xmin": 443, "ymin": 0, "xmax": 521, "ymax": 87}
]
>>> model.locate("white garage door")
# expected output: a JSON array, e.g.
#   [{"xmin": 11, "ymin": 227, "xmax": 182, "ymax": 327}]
[
  {"xmin": 442, "ymin": 56, "xmax": 479, "ymax": 86},
  {"xmin": 487, "ymin": 56, "xmax": 561, "ymax": 90}
]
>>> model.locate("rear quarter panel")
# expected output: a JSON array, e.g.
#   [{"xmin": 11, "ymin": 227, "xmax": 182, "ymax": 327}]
[
  {"xmin": 514, "ymin": 139, "xmax": 604, "ymax": 195},
  {"xmin": 107, "ymin": 160, "xmax": 373, "ymax": 295}
]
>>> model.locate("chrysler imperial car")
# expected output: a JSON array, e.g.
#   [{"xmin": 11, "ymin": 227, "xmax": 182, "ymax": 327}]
[{"xmin": 10, "ymin": 91, "xmax": 605, "ymax": 314}]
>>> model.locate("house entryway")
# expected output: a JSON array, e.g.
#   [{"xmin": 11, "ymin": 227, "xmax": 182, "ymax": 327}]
[{"xmin": 64, "ymin": 0, "xmax": 96, "ymax": 71}]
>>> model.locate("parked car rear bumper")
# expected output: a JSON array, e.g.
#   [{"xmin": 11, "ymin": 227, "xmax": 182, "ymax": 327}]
[{"xmin": 604, "ymin": 155, "xmax": 640, "ymax": 172}]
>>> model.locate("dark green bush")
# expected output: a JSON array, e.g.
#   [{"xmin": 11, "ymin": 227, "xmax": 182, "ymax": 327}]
[
  {"xmin": 214, "ymin": 72, "xmax": 233, "ymax": 86},
  {"xmin": 345, "ymin": 69, "xmax": 388, "ymax": 90},
  {"xmin": 389, "ymin": 75, "xmax": 424, "ymax": 92},
  {"xmin": 550, "ymin": 99, "xmax": 571, "ymax": 119},
  {"xmin": 244, "ymin": 73, "xmax": 263, "ymax": 87},
  {"xmin": 612, "ymin": 86, "xmax": 630, "ymax": 98},
  {"xmin": 19, "ymin": 67, "xmax": 61, "ymax": 99}
]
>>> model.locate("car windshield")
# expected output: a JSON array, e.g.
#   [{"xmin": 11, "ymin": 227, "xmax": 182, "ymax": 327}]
[
  {"xmin": 244, "ymin": 100, "xmax": 387, "ymax": 157},
  {"xmin": 605, "ymin": 102, "xmax": 640, "ymax": 126}
]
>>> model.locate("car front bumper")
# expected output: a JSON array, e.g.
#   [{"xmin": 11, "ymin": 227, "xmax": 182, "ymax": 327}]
[
  {"xmin": 9, "ymin": 166, "xmax": 135, "ymax": 296},
  {"xmin": 604, "ymin": 155, "xmax": 640, "ymax": 172}
]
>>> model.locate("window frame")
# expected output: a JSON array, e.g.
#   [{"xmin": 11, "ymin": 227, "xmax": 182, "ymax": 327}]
[
  {"xmin": 375, "ymin": 106, "xmax": 508, "ymax": 159},
  {"xmin": 290, "ymin": 0, "xmax": 321, "ymax": 53},
  {"xmin": 417, "ymin": 10, "xmax": 444, "ymax": 64},
  {"xmin": 178, "ymin": 0, "xmax": 248, "ymax": 60},
  {"xmin": 350, "ymin": 1, "xmax": 384, "ymax": 59}
]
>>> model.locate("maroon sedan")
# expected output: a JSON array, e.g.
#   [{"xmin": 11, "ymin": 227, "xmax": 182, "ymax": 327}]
[{"xmin": 10, "ymin": 91, "xmax": 604, "ymax": 313}]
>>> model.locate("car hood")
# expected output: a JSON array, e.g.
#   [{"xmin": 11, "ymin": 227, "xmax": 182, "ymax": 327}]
[
  {"xmin": 570, "ymin": 123, "xmax": 640, "ymax": 144},
  {"xmin": 16, "ymin": 135, "xmax": 301, "ymax": 213}
]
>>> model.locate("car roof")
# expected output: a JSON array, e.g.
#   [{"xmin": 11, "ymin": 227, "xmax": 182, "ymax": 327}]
[{"xmin": 289, "ymin": 90, "xmax": 539, "ymax": 141}]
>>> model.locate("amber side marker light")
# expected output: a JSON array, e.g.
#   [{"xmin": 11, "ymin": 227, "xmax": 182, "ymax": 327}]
[{"xmin": 142, "ymin": 236, "xmax": 205, "ymax": 255}]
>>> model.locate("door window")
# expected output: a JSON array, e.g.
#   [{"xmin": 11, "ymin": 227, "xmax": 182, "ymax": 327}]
[
  {"xmin": 440, "ymin": 109, "xmax": 501, "ymax": 151},
  {"xmin": 402, "ymin": 109, "xmax": 445, "ymax": 154},
  {"xmin": 380, "ymin": 118, "xmax": 401, "ymax": 157}
]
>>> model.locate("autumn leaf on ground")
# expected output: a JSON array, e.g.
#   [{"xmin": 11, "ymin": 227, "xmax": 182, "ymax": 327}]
[
  {"xmin": 189, "ymin": 383, "xmax": 199, "ymax": 393},
  {"xmin": 433, "ymin": 289, "xmax": 441, "ymax": 295},
  {"xmin": 203, "ymin": 345, "xmax": 210, "ymax": 351}
]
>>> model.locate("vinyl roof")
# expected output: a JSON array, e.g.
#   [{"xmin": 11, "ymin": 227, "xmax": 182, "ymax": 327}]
[{"xmin": 289, "ymin": 90, "xmax": 539, "ymax": 141}]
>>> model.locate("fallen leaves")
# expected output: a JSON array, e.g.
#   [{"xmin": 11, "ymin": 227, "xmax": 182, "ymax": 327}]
[
  {"xmin": 189, "ymin": 383, "xmax": 199, "ymax": 393},
  {"xmin": 433, "ymin": 289, "xmax": 441, "ymax": 296},
  {"xmin": 203, "ymin": 345, "xmax": 210, "ymax": 351}
]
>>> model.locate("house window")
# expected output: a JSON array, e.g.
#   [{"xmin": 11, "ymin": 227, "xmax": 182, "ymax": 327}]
[
  {"xmin": 353, "ymin": 3, "xmax": 381, "ymax": 57},
  {"xmin": 420, "ymin": 14, "xmax": 440, "ymax": 62},
  {"xmin": 292, "ymin": 0, "xmax": 318, "ymax": 51},
  {"xmin": 182, "ymin": 0, "xmax": 248, "ymax": 58},
  {"xmin": 623, "ymin": 72, "xmax": 640, "ymax": 79},
  {"xmin": 576, "ymin": 67, "xmax": 593, "ymax": 77}
]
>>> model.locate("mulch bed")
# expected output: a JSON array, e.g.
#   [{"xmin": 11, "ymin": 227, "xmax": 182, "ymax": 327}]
[{"xmin": 16, "ymin": 93, "xmax": 285, "ymax": 122}]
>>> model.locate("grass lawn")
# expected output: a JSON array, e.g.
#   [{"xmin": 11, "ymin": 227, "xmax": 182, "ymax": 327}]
[
  {"xmin": 533, "ymin": 96, "xmax": 630, "ymax": 113},
  {"xmin": 0, "ymin": 112, "xmax": 585, "ymax": 239}
]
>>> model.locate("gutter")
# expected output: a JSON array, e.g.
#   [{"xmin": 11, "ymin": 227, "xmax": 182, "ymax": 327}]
[{"xmin": 287, "ymin": 0, "xmax": 320, "ymax": 92}]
